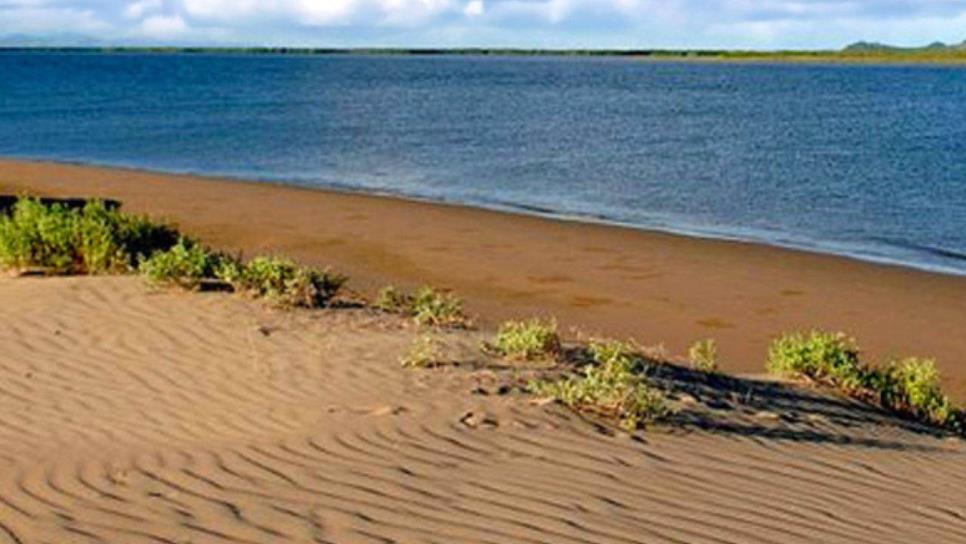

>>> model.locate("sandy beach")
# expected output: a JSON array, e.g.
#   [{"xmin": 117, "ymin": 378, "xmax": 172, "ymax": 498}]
[
  {"xmin": 2, "ymin": 159, "xmax": 965, "ymax": 399},
  {"xmin": 0, "ymin": 274, "xmax": 964, "ymax": 543}
]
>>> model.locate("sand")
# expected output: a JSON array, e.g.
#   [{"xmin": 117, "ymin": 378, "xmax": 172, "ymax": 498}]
[
  {"xmin": 1, "ymin": 159, "xmax": 965, "ymax": 400},
  {"xmin": 0, "ymin": 274, "xmax": 964, "ymax": 543}
]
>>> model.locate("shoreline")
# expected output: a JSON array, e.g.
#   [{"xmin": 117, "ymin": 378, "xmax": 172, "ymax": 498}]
[
  {"xmin": 3, "ymin": 157, "xmax": 965, "ymax": 398},
  {"xmin": 7, "ymin": 155, "xmax": 965, "ymax": 279},
  {"xmin": 4, "ymin": 47, "xmax": 966, "ymax": 66}
]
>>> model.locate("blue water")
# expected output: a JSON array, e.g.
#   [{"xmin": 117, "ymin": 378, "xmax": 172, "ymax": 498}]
[{"xmin": 2, "ymin": 52, "xmax": 965, "ymax": 274}]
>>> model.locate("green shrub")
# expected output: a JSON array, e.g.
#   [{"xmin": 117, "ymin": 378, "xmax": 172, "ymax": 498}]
[
  {"xmin": 877, "ymin": 358, "xmax": 954, "ymax": 426},
  {"xmin": 233, "ymin": 256, "xmax": 346, "ymax": 308},
  {"xmin": 400, "ymin": 334, "xmax": 445, "ymax": 368},
  {"xmin": 139, "ymin": 238, "xmax": 229, "ymax": 289},
  {"xmin": 375, "ymin": 285, "xmax": 412, "ymax": 313},
  {"xmin": 530, "ymin": 339, "xmax": 667, "ymax": 431},
  {"xmin": 376, "ymin": 285, "xmax": 468, "ymax": 327},
  {"xmin": 489, "ymin": 318, "xmax": 561, "ymax": 361},
  {"xmin": 411, "ymin": 286, "xmax": 466, "ymax": 327},
  {"xmin": 766, "ymin": 331, "xmax": 866, "ymax": 391},
  {"xmin": 767, "ymin": 331, "xmax": 963, "ymax": 433},
  {"xmin": 688, "ymin": 339, "xmax": 719, "ymax": 372},
  {"xmin": 213, "ymin": 256, "xmax": 244, "ymax": 286},
  {"xmin": 0, "ymin": 197, "xmax": 75, "ymax": 272},
  {"xmin": 0, "ymin": 197, "xmax": 177, "ymax": 274}
]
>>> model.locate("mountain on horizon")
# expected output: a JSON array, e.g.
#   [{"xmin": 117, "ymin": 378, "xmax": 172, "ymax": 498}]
[{"xmin": 844, "ymin": 39, "xmax": 966, "ymax": 52}]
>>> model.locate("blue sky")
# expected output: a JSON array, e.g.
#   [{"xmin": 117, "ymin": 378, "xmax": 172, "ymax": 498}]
[{"xmin": 2, "ymin": 0, "xmax": 966, "ymax": 49}]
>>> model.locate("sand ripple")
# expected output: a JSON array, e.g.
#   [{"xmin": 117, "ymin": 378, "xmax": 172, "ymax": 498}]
[{"xmin": 0, "ymin": 276, "xmax": 963, "ymax": 543}]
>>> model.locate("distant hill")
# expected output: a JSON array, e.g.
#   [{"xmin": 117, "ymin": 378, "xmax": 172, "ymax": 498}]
[{"xmin": 844, "ymin": 40, "xmax": 966, "ymax": 53}]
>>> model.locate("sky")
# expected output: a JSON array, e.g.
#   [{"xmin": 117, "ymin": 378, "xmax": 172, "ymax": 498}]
[{"xmin": 2, "ymin": 0, "xmax": 966, "ymax": 50}]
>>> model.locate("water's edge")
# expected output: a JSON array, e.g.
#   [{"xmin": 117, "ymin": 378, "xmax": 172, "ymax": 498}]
[{"xmin": 8, "ymin": 155, "xmax": 965, "ymax": 279}]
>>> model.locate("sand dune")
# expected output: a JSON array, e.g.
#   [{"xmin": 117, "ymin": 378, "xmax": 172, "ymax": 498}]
[
  {"xmin": 0, "ymin": 276, "xmax": 963, "ymax": 543},
  {"xmin": 3, "ymin": 159, "xmax": 966, "ymax": 401}
]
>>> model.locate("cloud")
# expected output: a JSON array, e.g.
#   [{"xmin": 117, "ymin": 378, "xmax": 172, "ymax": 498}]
[
  {"xmin": 180, "ymin": 0, "xmax": 463, "ymax": 26},
  {"xmin": 138, "ymin": 14, "xmax": 188, "ymax": 38},
  {"xmin": 124, "ymin": 0, "xmax": 162, "ymax": 19},
  {"xmin": 0, "ymin": 0, "xmax": 964, "ymax": 48},
  {"xmin": 464, "ymin": 0, "xmax": 485, "ymax": 17}
]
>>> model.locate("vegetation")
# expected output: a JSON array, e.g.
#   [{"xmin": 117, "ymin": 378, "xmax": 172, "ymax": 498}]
[
  {"xmin": 375, "ymin": 285, "xmax": 411, "ymax": 313},
  {"xmin": 0, "ymin": 197, "xmax": 177, "ymax": 274},
  {"xmin": 0, "ymin": 197, "xmax": 348, "ymax": 308},
  {"xmin": 767, "ymin": 331, "xmax": 866, "ymax": 392},
  {"xmin": 376, "ymin": 285, "xmax": 468, "ymax": 327},
  {"xmin": 229, "ymin": 256, "xmax": 346, "ymax": 308},
  {"xmin": 139, "ymin": 238, "xmax": 229, "ymax": 289},
  {"xmin": 6, "ymin": 45, "xmax": 966, "ymax": 64},
  {"xmin": 139, "ymin": 240, "xmax": 344, "ymax": 307},
  {"xmin": 876, "ymin": 358, "xmax": 957, "ymax": 428},
  {"xmin": 530, "ymin": 339, "xmax": 668, "ymax": 431},
  {"xmin": 688, "ymin": 339, "xmax": 718, "ymax": 372},
  {"xmin": 487, "ymin": 318, "xmax": 561, "ymax": 362},
  {"xmin": 400, "ymin": 334, "xmax": 445, "ymax": 368},
  {"xmin": 767, "ymin": 331, "xmax": 963, "ymax": 433}
]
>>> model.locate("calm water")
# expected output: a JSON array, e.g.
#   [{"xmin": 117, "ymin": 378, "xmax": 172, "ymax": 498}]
[{"xmin": 2, "ymin": 52, "xmax": 965, "ymax": 274}]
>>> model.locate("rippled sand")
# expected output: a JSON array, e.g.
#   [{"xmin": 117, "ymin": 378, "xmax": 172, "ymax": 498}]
[{"xmin": 0, "ymin": 275, "xmax": 963, "ymax": 543}]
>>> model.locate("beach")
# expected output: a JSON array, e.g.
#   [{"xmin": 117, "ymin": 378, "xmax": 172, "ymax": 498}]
[
  {"xmin": 1, "ymin": 274, "xmax": 964, "ymax": 543},
  {"xmin": 2, "ymin": 158, "xmax": 965, "ymax": 399}
]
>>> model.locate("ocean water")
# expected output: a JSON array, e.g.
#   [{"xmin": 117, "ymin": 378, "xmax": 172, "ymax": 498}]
[{"xmin": 2, "ymin": 52, "xmax": 965, "ymax": 274}]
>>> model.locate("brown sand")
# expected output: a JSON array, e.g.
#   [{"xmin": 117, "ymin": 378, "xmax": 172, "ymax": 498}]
[
  {"xmin": 1, "ymin": 159, "xmax": 965, "ymax": 400},
  {"xmin": 0, "ymin": 275, "xmax": 964, "ymax": 543}
]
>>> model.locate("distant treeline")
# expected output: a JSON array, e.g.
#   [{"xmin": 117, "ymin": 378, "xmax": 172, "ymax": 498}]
[
  {"xmin": 2, "ymin": 46, "xmax": 965, "ymax": 63},
  {"xmin": 0, "ymin": 46, "xmax": 767, "ymax": 56}
]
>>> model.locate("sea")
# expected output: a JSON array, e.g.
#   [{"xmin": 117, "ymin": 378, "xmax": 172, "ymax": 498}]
[{"xmin": 2, "ymin": 52, "xmax": 964, "ymax": 274}]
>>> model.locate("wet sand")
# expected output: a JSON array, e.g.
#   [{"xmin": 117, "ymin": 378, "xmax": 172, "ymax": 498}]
[{"xmin": 2, "ymin": 158, "xmax": 965, "ymax": 398}]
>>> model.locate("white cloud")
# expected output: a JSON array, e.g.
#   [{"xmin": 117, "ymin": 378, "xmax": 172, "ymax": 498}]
[
  {"xmin": 0, "ymin": 5, "xmax": 110, "ymax": 35},
  {"xmin": 138, "ymin": 14, "xmax": 188, "ymax": 38},
  {"xmin": 181, "ymin": 0, "xmax": 459, "ymax": 26},
  {"xmin": 464, "ymin": 0, "xmax": 485, "ymax": 17},
  {"xmin": 124, "ymin": 0, "xmax": 161, "ymax": 19},
  {"xmin": 1, "ymin": 0, "xmax": 965, "ymax": 48}
]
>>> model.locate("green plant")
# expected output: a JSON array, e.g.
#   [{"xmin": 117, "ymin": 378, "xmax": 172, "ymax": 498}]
[
  {"xmin": 489, "ymin": 318, "xmax": 561, "ymax": 361},
  {"xmin": 0, "ymin": 197, "xmax": 75, "ymax": 272},
  {"xmin": 400, "ymin": 334, "xmax": 445, "ymax": 368},
  {"xmin": 213, "ymin": 256, "xmax": 244, "ymax": 285},
  {"xmin": 766, "ymin": 331, "xmax": 866, "ymax": 392},
  {"xmin": 138, "ymin": 238, "xmax": 228, "ymax": 289},
  {"xmin": 0, "ymin": 197, "xmax": 178, "ymax": 274},
  {"xmin": 376, "ymin": 285, "xmax": 468, "ymax": 327},
  {"xmin": 688, "ymin": 339, "xmax": 719, "ymax": 372},
  {"xmin": 234, "ymin": 256, "xmax": 346, "ymax": 308},
  {"xmin": 411, "ymin": 286, "xmax": 466, "ymax": 327},
  {"xmin": 376, "ymin": 285, "xmax": 412, "ymax": 313},
  {"xmin": 877, "ymin": 358, "xmax": 954, "ymax": 426},
  {"xmin": 766, "ymin": 331, "xmax": 964, "ymax": 434},
  {"xmin": 530, "ymin": 339, "xmax": 667, "ymax": 431}
]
